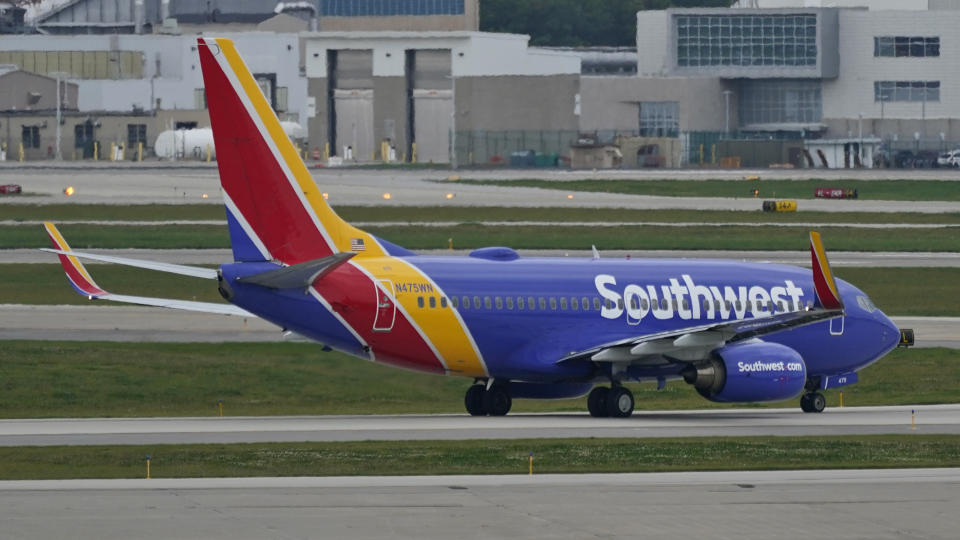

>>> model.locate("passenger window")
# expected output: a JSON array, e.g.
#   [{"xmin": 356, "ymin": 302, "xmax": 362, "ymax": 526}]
[
  {"xmin": 473, "ymin": 296, "xmax": 481, "ymax": 309},
  {"xmin": 484, "ymin": 296, "xmax": 492, "ymax": 309},
  {"xmin": 734, "ymin": 300, "xmax": 741, "ymax": 311},
  {"xmin": 549, "ymin": 297, "xmax": 558, "ymax": 310},
  {"xmin": 604, "ymin": 299, "xmax": 614, "ymax": 309},
  {"xmin": 683, "ymin": 298, "xmax": 690, "ymax": 310},
  {"xmin": 451, "ymin": 296, "xmax": 459, "ymax": 309},
  {"xmin": 505, "ymin": 297, "xmax": 514, "ymax": 310},
  {"xmin": 528, "ymin": 296, "xmax": 536, "ymax": 310},
  {"xmin": 593, "ymin": 298, "xmax": 602, "ymax": 310},
  {"xmin": 462, "ymin": 296, "xmax": 469, "ymax": 309},
  {"xmin": 417, "ymin": 297, "xmax": 425, "ymax": 308},
  {"xmin": 495, "ymin": 297, "xmax": 503, "ymax": 310},
  {"xmin": 517, "ymin": 297, "xmax": 525, "ymax": 310},
  {"xmin": 539, "ymin": 297, "xmax": 547, "ymax": 310},
  {"xmin": 660, "ymin": 298, "xmax": 668, "ymax": 310},
  {"xmin": 560, "ymin": 297, "xmax": 568, "ymax": 310},
  {"xmin": 630, "ymin": 296, "xmax": 638, "ymax": 310},
  {"xmin": 641, "ymin": 298, "xmax": 649, "ymax": 310},
  {"xmin": 441, "ymin": 297, "xmax": 448, "ymax": 308},
  {"xmin": 572, "ymin": 297, "xmax": 580, "ymax": 310},
  {"xmin": 617, "ymin": 298, "xmax": 624, "ymax": 310},
  {"xmin": 768, "ymin": 301, "xmax": 775, "ymax": 312},
  {"xmin": 581, "ymin": 297, "xmax": 589, "ymax": 310},
  {"xmin": 703, "ymin": 299, "xmax": 710, "ymax": 312},
  {"xmin": 429, "ymin": 296, "xmax": 436, "ymax": 308},
  {"xmin": 777, "ymin": 301, "xmax": 785, "ymax": 312}
]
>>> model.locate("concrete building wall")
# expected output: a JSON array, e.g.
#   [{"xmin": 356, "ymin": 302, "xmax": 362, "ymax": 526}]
[
  {"xmin": 823, "ymin": 9, "xmax": 960, "ymax": 140},
  {"xmin": 0, "ymin": 33, "xmax": 307, "ymax": 126},
  {"xmin": 580, "ymin": 76, "xmax": 733, "ymax": 133},
  {"xmin": 373, "ymin": 76, "xmax": 407, "ymax": 151},
  {"xmin": 0, "ymin": 71, "xmax": 78, "ymax": 111},
  {"xmin": 636, "ymin": 11, "xmax": 671, "ymax": 76},
  {"xmin": 456, "ymin": 75, "xmax": 579, "ymax": 132}
]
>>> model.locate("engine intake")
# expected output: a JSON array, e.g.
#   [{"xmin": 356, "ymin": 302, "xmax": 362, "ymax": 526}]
[{"xmin": 683, "ymin": 341, "xmax": 807, "ymax": 403}]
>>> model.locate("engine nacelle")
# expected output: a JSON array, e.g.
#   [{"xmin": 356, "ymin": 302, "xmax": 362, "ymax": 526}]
[{"xmin": 682, "ymin": 341, "xmax": 806, "ymax": 403}]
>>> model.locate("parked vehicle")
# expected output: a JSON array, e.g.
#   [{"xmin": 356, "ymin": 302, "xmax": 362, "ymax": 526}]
[
  {"xmin": 913, "ymin": 150, "xmax": 939, "ymax": 168},
  {"xmin": 894, "ymin": 150, "xmax": 915, "ymax": 168},
  {"xmin": 937, "ymin": 149, "xmax": 960, "ymax": 167},
  {"xmin": 0, "ymin": 184, "xmax": 22, "ymax": 195}
]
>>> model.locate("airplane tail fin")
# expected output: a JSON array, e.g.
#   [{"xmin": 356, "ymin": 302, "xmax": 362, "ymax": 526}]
[
  {"xmin": 809, "ymin": 231, "xmax": 844, "ymax": 310},
  {"xmin": 197, "ymin": 37, "xmax": 389, "ymax": 264}
]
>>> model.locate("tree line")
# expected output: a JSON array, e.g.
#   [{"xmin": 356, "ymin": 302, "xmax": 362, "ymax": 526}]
[{"xmin": 480, "ymin": 0, "xmax": 736, "ymax": 47}]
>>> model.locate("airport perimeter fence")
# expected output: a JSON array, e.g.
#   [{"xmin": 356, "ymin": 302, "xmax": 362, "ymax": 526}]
[{"xmin": 453, "ymin": 130, "xmax": 580, "ymax": 167}]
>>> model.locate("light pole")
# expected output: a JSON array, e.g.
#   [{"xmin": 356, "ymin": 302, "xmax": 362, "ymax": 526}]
[
  {"xmin": 450, "ymin": 74, "xmax": 457, "ymax": 170},
  {"xmin": 723, "ymin": 90, "xmax": 733, "ymax": 136},
  {"xmin": 52, "ymin": 71, "xmax": 69, "ymax": 160},
  {"xmin": 858, "ymin": 112, "xmax": 863, "ymax": 163}
]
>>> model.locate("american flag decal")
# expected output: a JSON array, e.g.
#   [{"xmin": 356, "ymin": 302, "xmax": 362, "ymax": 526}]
[{"xmin": 350, "ymin": 238, "xmax": 366, "ymax": 251}]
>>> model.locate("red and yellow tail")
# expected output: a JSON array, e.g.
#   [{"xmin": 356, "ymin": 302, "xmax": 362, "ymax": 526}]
[
  {"xmin": 198, "ymin": 37, "xmax": 387, "ymax": 264},
  {"xmin": 809, "ymin": 231, "xmax": 843, "ymax": 310},
  {"xmin": 44, "ymin": 222, "xmax": 107, "ymax": 298}
]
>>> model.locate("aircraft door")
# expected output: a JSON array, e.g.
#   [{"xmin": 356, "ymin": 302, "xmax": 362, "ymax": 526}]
[
  {"xmin": 830, "ymin": 316, "xmax": 844, "ymax": 336},
  {"xmin": 372, "ymin": 279, "xmax": 396, "ymax": 332}
]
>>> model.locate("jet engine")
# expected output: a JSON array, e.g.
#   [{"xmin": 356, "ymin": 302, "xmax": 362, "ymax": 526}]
[{"xmin": 682, "ymin": 341, "xmax": 806, "ymax": 403}]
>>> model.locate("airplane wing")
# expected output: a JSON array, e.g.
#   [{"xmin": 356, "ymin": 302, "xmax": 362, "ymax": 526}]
[
  {"xmin": 43, "ymin": 222, "xmax": 253, "ymax": 317},
  {"xmin": 560, "ymin": 231, "xmax": 845, "ymax": 367}
]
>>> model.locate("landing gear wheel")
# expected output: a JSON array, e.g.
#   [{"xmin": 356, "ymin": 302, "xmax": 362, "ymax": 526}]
[
  {"xmin": 607, "ymin": 386, "xmax": 635, "ymax": 418},
  {"xmin": 464, "ymin": 384, "xmax": 486, "ymax": 416},
  {"xmin": 800, "ymin": 392, "xmax": 826, "ymax": 413},
  {"xmin": 587, "ymin": 387, "xmax": 610, "ymax": 417},
  {"xmin": 482, "ymin": 384, "xmax": 512, "ymax": 416}
]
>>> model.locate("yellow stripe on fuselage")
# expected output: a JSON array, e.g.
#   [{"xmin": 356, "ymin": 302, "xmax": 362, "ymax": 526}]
[
  {"xmin": 352, "ymin": 257, "xmax": 488, "ymax": 378},
  {"xmin": 216, "ymin": 38, "xmax": 381, "ymax": 257},
  {"xmin": 810, "ymin": 231, "xmax": 839, "ymax": 299}
]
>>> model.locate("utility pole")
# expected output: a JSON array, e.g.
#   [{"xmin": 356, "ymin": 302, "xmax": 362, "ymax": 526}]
[
  {"xmin": 450, "ymin": 74, "xmax": 457, "ymax": 170},
  {"xmin": 723, "ymin": 90, "xmax": 733, "ymax": 136},
  {"xmin": 52, "ymin": 72, "xmax": 69, "ymax": 161}
]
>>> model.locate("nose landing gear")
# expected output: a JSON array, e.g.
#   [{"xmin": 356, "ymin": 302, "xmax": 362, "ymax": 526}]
[{"xmin": 800, "ymin": 392, "xmax": 826, "ymax": 413}]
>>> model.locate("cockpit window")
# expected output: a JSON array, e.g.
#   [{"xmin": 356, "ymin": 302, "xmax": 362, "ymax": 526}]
[{"xmin": 856, "ymin": 295, "xmax": 877, "ymax": 313}]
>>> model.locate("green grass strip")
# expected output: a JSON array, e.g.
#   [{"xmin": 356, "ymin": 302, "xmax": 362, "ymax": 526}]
[
  {"xmin": 8, "ymin": 203, "xmax": 960, "ymax": 225},
  {"xmin": 3, "ymin": 435, "xmax": 958, "ymax": 480},
  {"xmin": 0, "ymin": 342, "xmax": 955, "ymax": 418},
  {"xmin": 2, "ymin": 265, "xmax": 958, "ymax": 316},
  {"xmin": 4, "ymin": 223, "xmax": 960, "ymax": 251},
  {"xmin": 457, "ymin": 178, "xmax": 960, "ymax": 201}
]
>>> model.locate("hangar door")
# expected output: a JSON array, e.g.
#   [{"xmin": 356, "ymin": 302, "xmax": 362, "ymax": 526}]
[
  {"xmin": 409, "ymin": 49, "xmax": 452, "ymax": 164},
  {"xmin": 333, "ymin": 50, "xmax": 374, "ymax": 161},
  {"xmin": 413, "ymin": 89, "xmax": 452, "ymax": 164},
  {"xmin": 334, "ymin": 89, "xmax": 374, "ymax": 161}
]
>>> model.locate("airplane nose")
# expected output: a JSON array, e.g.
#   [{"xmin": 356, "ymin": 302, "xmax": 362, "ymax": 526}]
[{"xmin": 876, "ymin": 310, "xmax": 902, "ymax": 353}]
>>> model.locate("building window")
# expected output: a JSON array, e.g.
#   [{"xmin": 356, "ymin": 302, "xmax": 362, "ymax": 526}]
[
  {"xmin": 639, "ymin": 102, "xmax": 679, "ymax": 137},
  {"xmin": 676, "ymin": 14, "xmax": 818, "ymax": 68},
  {"xmin": 874, "ymin": 81, "xmax": 940, "ymax": 102},
  {"xmin": 127, "ymin": 124, "xmax": 147, "ymax": 147},
  {"xmin": 21, "ymin": 126, "xmax": 40, "ymax": 148},
  {"xmin": 874, "ymin": 36, "xmax": 939, "ymax": 58},
  {"xmin": 321, "ymin": 0, "xmax": 464, "ymax": 16},
  {"xmin": 739, "ymin": 80, "xmax": 822, "ymax": 125}
]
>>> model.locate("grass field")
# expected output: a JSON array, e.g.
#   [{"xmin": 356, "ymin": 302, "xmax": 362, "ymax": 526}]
[
  {"xmin": 0, "ymin": 341, "xmax": 954, "ymax": 418},
  {"xmin": 2, "ymin": 435, "xmax": 958, "ymax": 480},
  {"xmin": 4, "ymin": 222, "xmax": 960, "ymax": 251},
  {"xmin": 457, "ymin": 178, "xmax": 960, "ymax": 201},
  {"xmin": 2, "ymin": 264, "xmax": 957, "ymax": 316},
  {"xmin": 7, "ymin": 203, "xmax": 960, "ymax": 225}
]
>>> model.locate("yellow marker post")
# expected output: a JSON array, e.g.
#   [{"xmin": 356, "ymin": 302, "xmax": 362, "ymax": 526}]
[
  {"xmin": 145, "ymin": 455, "xmax": 151, "ymax": 479},
  {"xmin": 448, "ymin": 238, "xmax": 453, "ymax": 251},
  {"xmin": 205, "ymin": 144, "xmax": 212, "ymax": 162},
  {"xmin": 839, "ymin": 391, "xmax": 844, "ymax": 408},
  {"xmin": 911, "ymin": 409, "xmax": 916, "ymax": 430},
  {"xmin": 137, "ymin": 142, "xmax": 143, "ymax": 162},
  {"xmin": 93, "ymin": 141, "xmax": 99, "ymax": 161},
  {"xmin": 18, "ymin": 142, "xmax": 24, "ymax": 162},
  {"xmin": 324, "ymin": 142, "xmax": 330, "ymax": 161},
  {"xmin": 109, "ymin": 142, "xmax": 116, "ymax": 162},
  {"xmin": 528, "ymin": 452, "xmax": 533, "ymax": 475},
  {"xmin": 218, "ymin": 399, "xmax": 223, "ymax": 417},
  {"xmin": 120, "ymin": 142, "xmax": 126, "ymax": 161},
  {"xmin": 412, "ymin": 142, "xmax": 417, "ymax": 163}
]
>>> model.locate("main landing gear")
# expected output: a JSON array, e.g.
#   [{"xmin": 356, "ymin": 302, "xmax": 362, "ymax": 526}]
[
  {"xmin": 587, "ymin": 385, "xmax": 634, "ymax": 418},
  {"xmin": 800, "ymin": 392, "xmax": 826, "ymax": 413},
  {"xmin": 464, "ymin": 382, "xmax": 512, "ymax": 416}
]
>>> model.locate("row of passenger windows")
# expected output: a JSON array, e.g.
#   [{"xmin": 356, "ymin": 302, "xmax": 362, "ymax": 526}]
[{"xmin": 414, "ymin": 295, "xmax": 808, "ymax": 314}]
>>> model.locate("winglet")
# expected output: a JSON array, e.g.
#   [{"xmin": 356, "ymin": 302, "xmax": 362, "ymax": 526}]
[
  {"xmin": 43, "ymin": 222, "xmax": 107, "ymax": 298},
  {"xmin": 809, "ymin": 231, "xmax": 843, "ymax": 310}
]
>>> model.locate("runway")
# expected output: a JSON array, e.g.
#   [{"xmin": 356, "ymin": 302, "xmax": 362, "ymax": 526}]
[
  {"xmin": 8, "ymin": 247, "xmax": 960, "ymax": 267},
  {"xmin": 0, "ymin": 304, "xmax": 952, "ymax": 347},
  {"xmin": 1, "ymin": 405, "xmax": 955, "ymax": 446},
  {"xmin": 2, "ymin": 468, "xmax": 958, "ymax": 539},
  {"xmin": 3, "ymin": 167, "xmax": 960, "ymax": 212}
]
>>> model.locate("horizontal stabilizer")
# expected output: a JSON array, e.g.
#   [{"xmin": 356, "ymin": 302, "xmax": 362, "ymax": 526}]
[
  {"xmin": 237, "ymin": 252, "xmax": 355, "ymax": 292},
  {"xmin": 40, "ymin": 247, "xmax": 217, "ymax": 279}
]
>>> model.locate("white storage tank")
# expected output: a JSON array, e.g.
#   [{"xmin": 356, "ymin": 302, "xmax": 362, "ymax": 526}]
[{"xmin": 154, "ymin": 123, "xmax": 306, "ymax": 160}]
